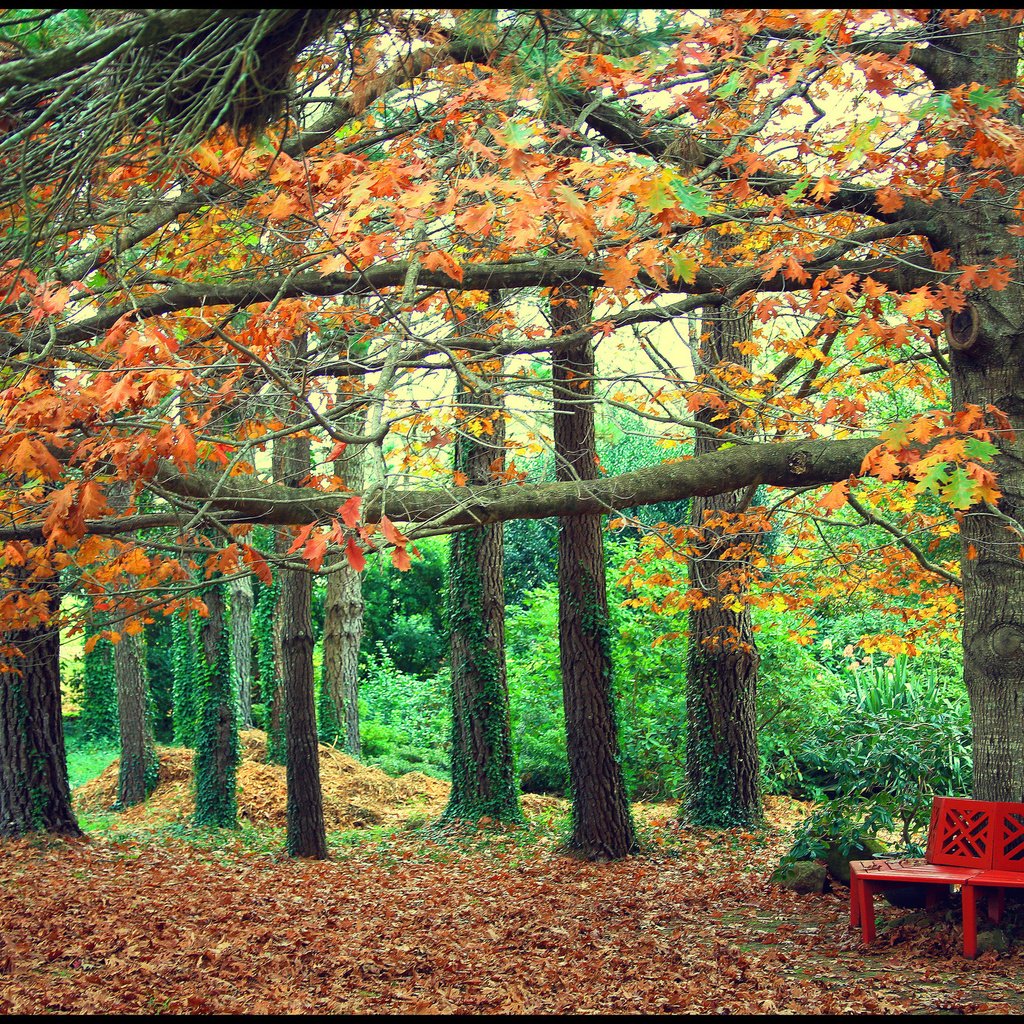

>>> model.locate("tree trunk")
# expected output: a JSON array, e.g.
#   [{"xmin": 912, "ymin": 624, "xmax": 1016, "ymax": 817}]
[
  {"xmin": 266, "ymin": 443, "xmax": 288, "ymax": 765},
  {"xmin": 320, "ymin": 406, "xmax": 366, "ymax": 755},
  {"xmin": 685, "ymin": 299, "xmax": 763, "ymax": 827},
  {"xmin": 171, "ymin": 613, "xmax": 200, "ymax": 747},
  {"xmin": 278, "ymin": 333, "xmax": 327, "ymax": 858},
  {"xmin": 937, "ymin": 16, "xmax": 1024, "ymax": 800},
  {"xmin": 229, "ymin": 573, "xmax": 255, "ymax": 729},
  {"xmin": 114, "ymin": 626, "xmax": 158, "ymax": 808},
  {"xmin": 551, "ymin": 287, "xmax": 637, "ymax": 859},
  {"xmin": 193, "ymin": 583, "xmax": 239, "ymax": 826},
  {"xmin": 0, "ymin": 582, "xmax": 81, "ymax": 837},
  {"xmin": 439, "ymin": 338, "xmax": 522, "ymax": 826}
]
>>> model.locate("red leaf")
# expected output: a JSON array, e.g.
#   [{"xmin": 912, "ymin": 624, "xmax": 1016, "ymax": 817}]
[
  {"xmin": 339, "ymin": 495, "xmax": 361, "ymax": 528},
  {"xmin": 345, "ymin": 535, "xmax": 366, "ymax": 572},
  {"xmin": 391, "ymin": 545, "xmax": 411, "ymax": 572}
]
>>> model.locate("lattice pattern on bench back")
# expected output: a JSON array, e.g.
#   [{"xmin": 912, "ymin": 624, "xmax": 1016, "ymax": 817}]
[
  {"xmin": 926, "ymin": 797, "xmax": 995, "ymax": 868},
  {"xmin": 992, "ymin": 804, "xmax": 1024, "ymax": 871}
]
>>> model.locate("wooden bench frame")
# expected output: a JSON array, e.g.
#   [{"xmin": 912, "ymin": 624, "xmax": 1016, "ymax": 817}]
[{"xmin": 849, "ymin": 796, "xmax": 1024, "ymax": 958}]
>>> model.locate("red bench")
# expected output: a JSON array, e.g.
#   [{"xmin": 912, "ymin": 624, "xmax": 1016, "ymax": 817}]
[{"xmin": 849, "ymin": 796, "xmax": 1024, "ymax": 958}]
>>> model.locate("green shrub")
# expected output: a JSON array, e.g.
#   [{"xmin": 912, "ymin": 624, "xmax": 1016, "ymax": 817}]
[
  {"xmin": 786, "ymin": 657, "xmax": 972, "ymax": 860},
  {"xmin": 359, "ymin": 643, "xmax": 450, "ymax": 757}
]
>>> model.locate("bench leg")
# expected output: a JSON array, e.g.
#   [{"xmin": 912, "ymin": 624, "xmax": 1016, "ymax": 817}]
[
  {"xmin": 988, "ymin": 886, "xmax": 1005, "ymax": 924},
  {"xmin": 962, "ymin": 884, "xmax": 978, "ymax": 959},
  {"xmin": 858, "ymin": 880, "xmax": 877, "ymax": 944},
  {"xmin": 850, "ymin": 872, "xmax": 861, "ymax": 928}
]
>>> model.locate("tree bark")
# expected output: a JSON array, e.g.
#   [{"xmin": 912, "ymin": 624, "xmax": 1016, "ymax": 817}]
[
  {"xmin": 320, "ymin": 406, "xmax": 366, "ymax": 755},
  {"xmin": 0, "ymin": 582, "xmax": 81, "ymax": 837},
  {"xmin": 278, "ymin": 334, "xmax": 327, "ymax": 858},
  {"xmin": 114, "ymin": 627, "xmax": 158, "ymax": 808},
  {"xmin": 685, "ymin": 299, "xmax": 763, "ymax": 827},
  {"xmin": 934, "ymin": 16, "xmax": 1024, "ymax": 801},
  {"xmin": 193, "ymin": 582, "xmax": 239, "ymax": 826},
  {"xmin": 228, "ymin": 573, "xmax": 255, "ymax": 729},
  {"xmin": 439, "ymin": 331, "xmax": 522, "ymax": 826},
  {"xmin": 551, "ymin": 287, "xmax": 637, "ymax": 859}
]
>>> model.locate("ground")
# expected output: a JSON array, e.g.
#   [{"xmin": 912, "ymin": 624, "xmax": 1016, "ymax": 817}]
[{"xmin": 3, "ymin": 739, "xmax": 1024, "ymax": 1013}]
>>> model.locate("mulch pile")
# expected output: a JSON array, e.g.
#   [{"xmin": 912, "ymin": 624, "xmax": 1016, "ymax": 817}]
[{"xmin": 73, "ymin": 729, "xmax": 563, "ymax": 829}]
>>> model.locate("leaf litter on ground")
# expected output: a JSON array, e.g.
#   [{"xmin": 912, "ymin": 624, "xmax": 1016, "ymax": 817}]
[{"xmin": 3, "ymin": 734, "xmax": 1024, "ymax": 1013}]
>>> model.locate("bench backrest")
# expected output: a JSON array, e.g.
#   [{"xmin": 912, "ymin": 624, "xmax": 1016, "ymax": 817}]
[
  {"xmin": 992, "ymin": 801, "xmax": 1024, "ymax": 871},
  {"xmin": 926, "ymin": 796, "xmax": 996, "ymax": 868}
]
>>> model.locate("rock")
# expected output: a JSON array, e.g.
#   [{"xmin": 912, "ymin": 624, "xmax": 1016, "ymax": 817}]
[
  {"xmin": 771, "ymin": 859, "xmax": 828, "ymax": 894},
  {"xmin": 881, "ymin": 882, "xmax": 939, "ymax": 909},
  {"xmin": 824, "ymin": 838, "xmax": 887, "ymax": 885},
  {"xmin": 976, "ymin": 928, "xmax": 1010, "ymax": 955}
]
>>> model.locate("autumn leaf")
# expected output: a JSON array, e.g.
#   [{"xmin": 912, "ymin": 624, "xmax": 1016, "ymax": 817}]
[
  {"xmin": 345, "ymin": 535, "xmax": 366, "ymax": 572},
  {"xmin": 817, "ymin": 482, "xmax": 849, "ymax": 511},
  {"xmin": 339, "ymin": 495, "xmax": 361, "ymax": 528}
]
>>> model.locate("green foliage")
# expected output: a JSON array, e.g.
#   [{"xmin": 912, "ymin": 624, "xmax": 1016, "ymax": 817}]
[
  {"xmin": 786, "ymin": 659, "xmax": 972, "ymax": 860},
  {"xmin": 359, "ymin": 720, "xmax": 449, "ymax": 780},
  {"xmin": 64, "ymin": 738, "xmax": 119, "ymax": 790},
  {"xmin": 754, "ymin": 607, "xmax": 845, "ymax": 799},
  {"xmin": 505, "ymin": 540, "xmax": 690, "ymax": 801},
  {"xmin": 170, "ymin": 614, "xmax": 201, "ymax": 747},
  {"xmin": 359, "ymin": 643, "xmax": 450, "ymax": 774},
  {"xmin": 193, "ymin": 590, "xmax": 240, "ymax": 828},
  {"xmin": 78, "ymin": 628, "xmax": 118, "ymax": 743},
  {"xmin": 361, "ymin": 539, "xmax": 447, "ymax": 677},
  {"xmin": 146, "ymin": 614, "xmax": 175, "ymax": 742}
]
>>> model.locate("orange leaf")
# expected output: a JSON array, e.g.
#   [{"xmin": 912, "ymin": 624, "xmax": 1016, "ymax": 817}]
[
  {"xmin": 345, "ymin": 535, "xmax": 366, "ymax": 572},
  {"xmin": 391, "ymin": 545, "xmax": 412, "ymax": 572},
  {"xmin": 817, "ymin": 482, "xmax": 849, "ymax": 511},
  {"xmin": 339, "ymin": 495, "xmax": 361, "ymax": 528}
]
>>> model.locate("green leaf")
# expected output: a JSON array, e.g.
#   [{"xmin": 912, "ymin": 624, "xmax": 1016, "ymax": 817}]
[
  {"xmin": 963, "ymin": 437, "xmax": 999, "ymax": 462},
  {"xmin": 968, "ymin": 85, "xmax": 1004, "ymax": 112},
  {"xmin": 715, "ymin": 71, "xmax": 742, "ymax": 98},
  {"xmin": 913, "ymin": 460, "xmax": 950, "ymax": 496},
  {"xmin": 669, "ymin": 251, "xmax": 699, "ymax": 284},
  {"xmin": 940, "ymin": 466, "xmax": 977, "ymax": 510},
  {"xmin": 785, "ymin": 179, "xmax": 810, "ymax": 202},
  {"xmin": 670, "ymin": 181, "xmax": 709, "ymax": 216}
]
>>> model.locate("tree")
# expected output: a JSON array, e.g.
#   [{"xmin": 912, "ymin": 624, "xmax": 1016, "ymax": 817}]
[
  {"xmin": 0, "ymin": 577, "xmax": 80, "ymax": 837},
  {"xmin": 193, "ymin": 582, "xmax": 239, "ymax": 827},
  {"xmin": 438, "ymin": 306, "xmax": 522, "ymax": 827},
  {"xmin": 551, "ymin": 287, "xmax": 636, "ymax": 859},
  {"xmin": 320, "ymin": 408, "xmax": 367, "ymax": 754},
  {"xmin": 113, "ymin": 624, "xmax": 157, "ymax": 808},
  {"xmin": 684, "ymin": 298, "xmax": 763, "ymax": 827},
  {"xmin": 7, "ymin": 9, "xmax": 1024, "ymax": 844}
]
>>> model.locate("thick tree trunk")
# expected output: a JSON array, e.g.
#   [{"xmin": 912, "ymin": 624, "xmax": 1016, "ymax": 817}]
[
  {"xmin": 439, "ymin": 343, "xmax": 522, "ymax": 826},
  {"xmin": 551, "ymin": 287, "xmax": 636, "ymax": 859},
  {"xmin": 277, "ymin": 333, "xmax": 327, "ymax": 858},
  {"xmin": 685, "ymin": 300, "xmax": 763, "ymax": 827},
  {"xmin": 938, "ymin": 16, "xmax": 1024, "ymax": 800},
  {"xmin": 114, "ymin": 627, "xmax": 158, "ymax": 808},
  {"xmin": 228, "ymin": 573, "xmax": 255, "ymax": 729},
  {"xmin": 321, "ymin": 407, "xmax": 366, "ymax": 755},
  {"xmin": 0, "ymin": 583, "xmax": 81, "ymax": 837},
  {"xmin": 193, "ymin": 583, "xmax": 239, "ymax": 826}
]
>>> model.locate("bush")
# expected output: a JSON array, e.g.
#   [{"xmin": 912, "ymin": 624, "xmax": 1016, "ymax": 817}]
[
  {"xmin": 359, "ymin": 642, "xmax": 450, "ymax": 759},
  {"xmin": 786, "ymin": 656, "xmax": 972, "ymax": 860}
]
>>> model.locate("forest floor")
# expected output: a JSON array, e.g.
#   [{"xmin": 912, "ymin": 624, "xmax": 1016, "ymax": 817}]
[{"xmin": 3, "ymin": 737, "xmax": 1024, "ymax": 1013}]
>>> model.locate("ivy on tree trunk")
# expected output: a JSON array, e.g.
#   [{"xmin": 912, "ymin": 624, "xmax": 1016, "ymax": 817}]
[{"xmin": 438, "ymin": 332, "xmax": 522, "ymax": 828}]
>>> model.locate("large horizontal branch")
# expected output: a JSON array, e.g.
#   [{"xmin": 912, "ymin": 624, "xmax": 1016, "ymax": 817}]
[
  {"xmin": 31, "ymin": 435, "xmax": 878, "ymax": 546},
  {"xmin": 18, "ymin": 240, "xmax": 937, "ymax": 360},
  {"xmin": 0, "ymin": 436, "xmax": 876, "ymax": 543}
]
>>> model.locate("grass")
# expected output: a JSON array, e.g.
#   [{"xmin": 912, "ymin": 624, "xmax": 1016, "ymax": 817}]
[{"xmin": 65, "ymin": 739, "xmax": 118, "ymax": 789}]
